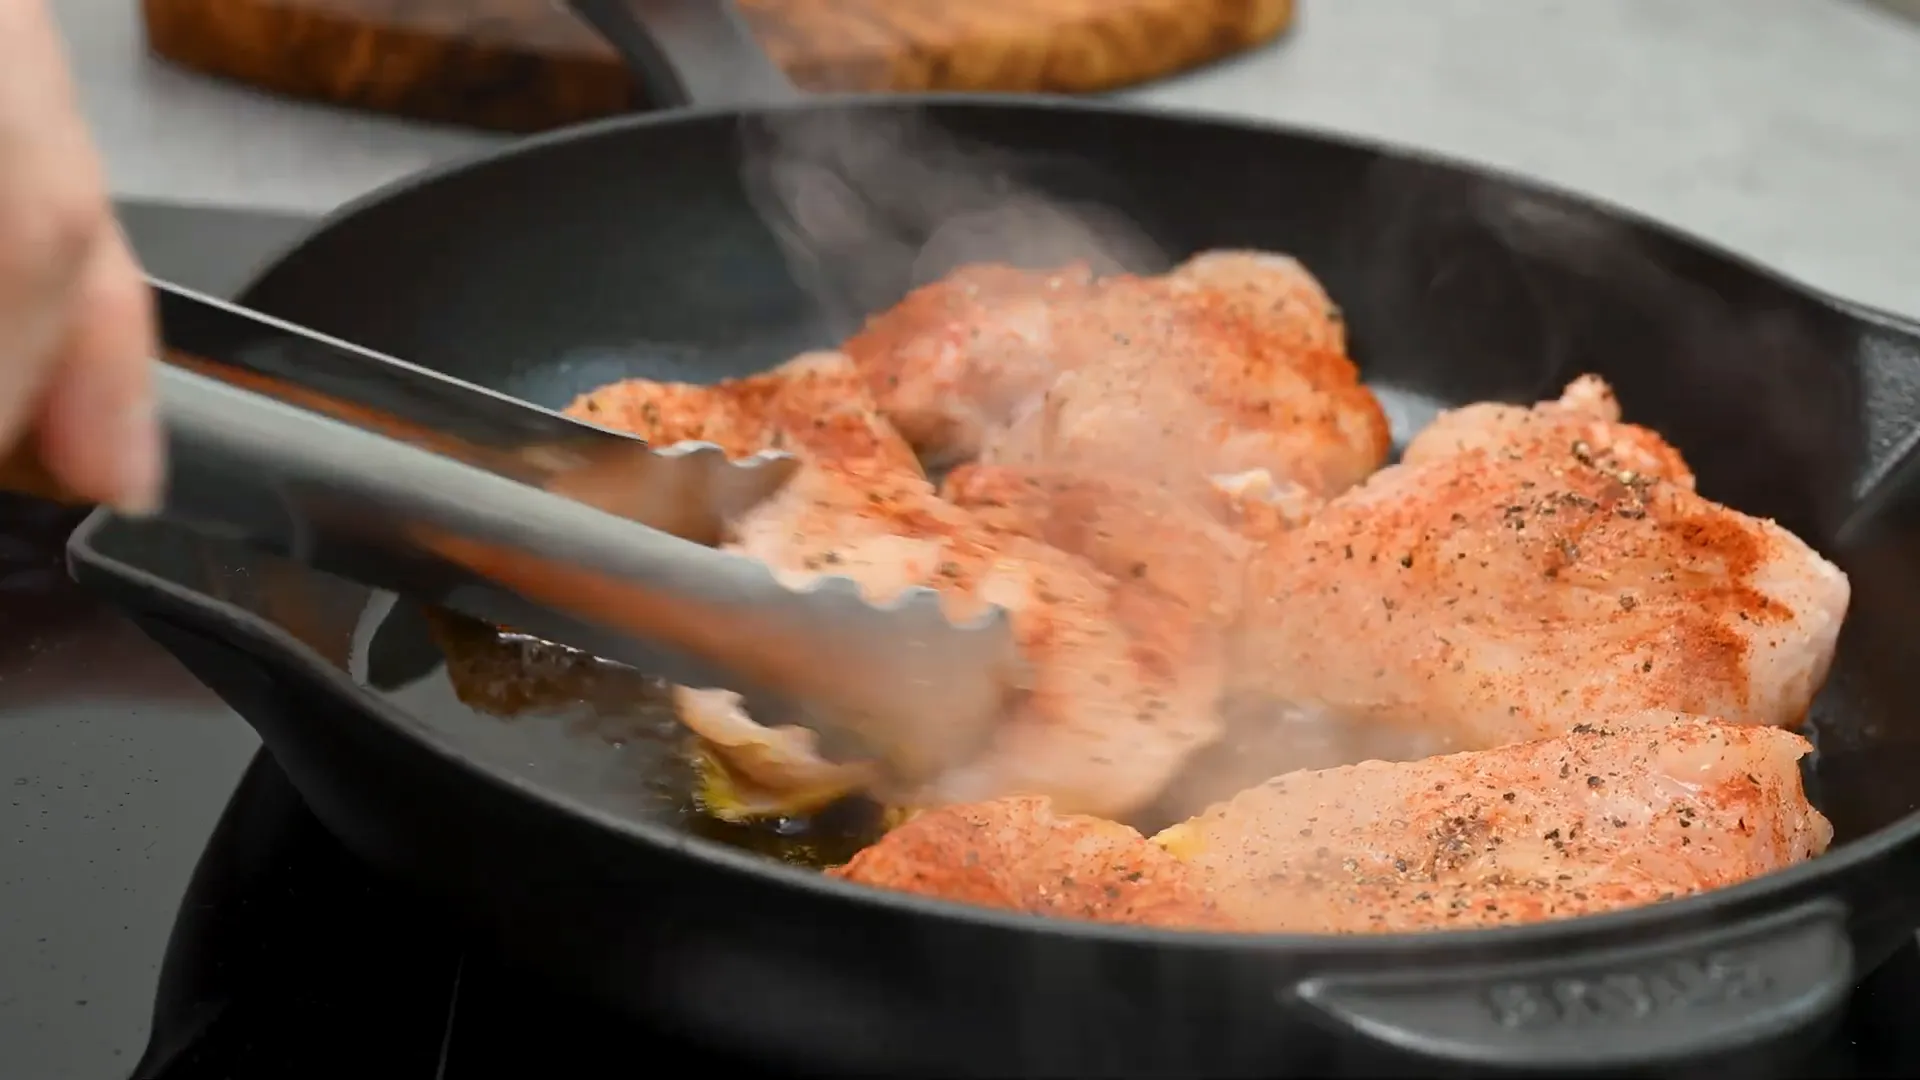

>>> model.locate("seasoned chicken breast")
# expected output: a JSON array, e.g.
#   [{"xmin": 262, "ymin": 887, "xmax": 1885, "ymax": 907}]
[
  {"xmin": 453, "ymin": 238, "xmax": 1849, "ymax": 942},
  {"xmin": 1232, "ymin": 376, "xmax": 1850, "ymax": 767},
  {"xmin": 567, "ymin": 353, "xmax": 1231, "ymax": 820},
  {"xmin": 830, "ymin": 795, "xmax": 1234, "ymax": 929},
  {"xmin": 939, "ymin": 463, "xmax": 1253, "ymax": 621},
  {"xmin": 840, "ymin": 263, "xmax": 1096, "ymax": 467},
  {"xmin": 983, "ymin": 253, "xmax": 1384, "ymax": 501},
  {"xmin": 1156, "ymin": 713, "xmax": 1831, "ymax": 933},
  {"xmin": 569, "ymin": 349, "xmax": 926, "ymax": 485},
  {"xmin": 724, "ymin": 457, "xmax": 1229, "ymax": 819},
  {"xmin": 835, "ymin": 715, "xmax": 1827, "ymax": 934},
  {"xmin": 845, "ymin": 250, "xmax": 1389, "ymax": 500},
  {"xmin": 1399, "ymin": 373, "xmax": 1690, "ymax": 481}
]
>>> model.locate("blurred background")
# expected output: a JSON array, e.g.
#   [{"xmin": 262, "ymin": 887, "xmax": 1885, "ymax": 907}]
[{"xmin": 49, "ymin": 0, "xmax": 1920, "ymax": 316}]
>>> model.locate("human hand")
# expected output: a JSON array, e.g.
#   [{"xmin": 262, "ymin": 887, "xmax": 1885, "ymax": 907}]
[{"xmin": 0, "ymin": 0, "xmax": 161, "ymax": 515}]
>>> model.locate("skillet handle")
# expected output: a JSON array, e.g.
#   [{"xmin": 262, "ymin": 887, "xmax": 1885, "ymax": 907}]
[
  {"xmin": 1294, "ymin": 899, "xmax": 1852, "ymax": 1073},
  {"xmin": 562, "ymin": 0, "xmax": 803, "ymax": 111}
]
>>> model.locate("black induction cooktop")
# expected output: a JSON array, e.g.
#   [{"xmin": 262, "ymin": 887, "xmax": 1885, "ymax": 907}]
[{"xmin": 4, "ymin": 201, "xmax": 1920, "ymax": 1079}]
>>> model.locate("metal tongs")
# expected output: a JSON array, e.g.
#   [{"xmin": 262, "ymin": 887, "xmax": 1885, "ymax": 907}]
[{"xmin": 5, "ymin": 280, "xmax": 1022, "ymax": 783}]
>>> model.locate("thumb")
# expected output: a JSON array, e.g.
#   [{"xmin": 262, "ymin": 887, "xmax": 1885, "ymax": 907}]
[{"xmin": 33, "ymin": 226, "xmax": 163, "ymax": 514}]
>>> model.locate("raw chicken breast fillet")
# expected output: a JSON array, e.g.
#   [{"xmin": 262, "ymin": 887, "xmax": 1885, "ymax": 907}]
[
  {"xmin": 830, "ymin": 796, "xmax": 1233, "ymax": 929},
  {"xmin": 835, "ymin": 714, "xmax": 1830, "ymax": 934},
  {"xmin": 567, "ymin": 353, "xmax": 1231, "ymax": 821},
  {"xmin": 845, "ymin": 250, "xmax": 1388, "ymax": 500},
  {"xmin": 1232, "ymin": 375, "xmax": 1850, "ymax": 765},
  {"xmin": 1156, "ymin": 712, "xmax": 1831, "ymax": 933}
]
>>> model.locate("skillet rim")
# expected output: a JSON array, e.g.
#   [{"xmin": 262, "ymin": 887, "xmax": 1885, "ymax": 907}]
[
  {"xmin": 242, "ymin": 91, "xmax": 1920, "ymax": 338},
  {"xmin": 85, "ymin": 92, "xmax": 1920, "ymax": 955}
]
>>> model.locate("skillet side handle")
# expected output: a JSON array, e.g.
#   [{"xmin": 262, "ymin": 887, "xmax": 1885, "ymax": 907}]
[
  {"xmin": 1294, "ymin": 899, "xmax": 1852, "ymax": 1074},
  {"xmin": 563, "ymin": 0, "xmax": 803, "ymax": 111}
]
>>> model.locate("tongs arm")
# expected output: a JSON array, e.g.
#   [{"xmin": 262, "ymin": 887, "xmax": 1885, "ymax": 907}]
[{"xmin": 6, "ymin": 280, "xmax": 1022, "ymax": 782}]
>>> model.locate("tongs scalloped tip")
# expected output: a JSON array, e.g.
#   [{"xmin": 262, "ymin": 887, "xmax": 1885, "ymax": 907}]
[
  {"xmin": 642, "ymin": 438, "xmax": 1017, "ymax": 642},
  {"xmin": 639, "ymin": 443, "xmax": 1026, "ymax": 778},
  {"xmin": 646, "ymin": 440, "xmax": 794, "ymax": 466}
]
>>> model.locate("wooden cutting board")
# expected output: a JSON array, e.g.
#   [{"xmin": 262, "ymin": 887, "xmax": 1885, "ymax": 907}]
[{"xmin": 141, "ymin": 0, "xmax": 1298, "ymax": 133}]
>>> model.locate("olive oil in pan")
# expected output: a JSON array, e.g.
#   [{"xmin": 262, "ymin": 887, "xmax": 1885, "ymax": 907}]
[{"xmin": 347, "ymin": 593, "xmax": 888, "ymax": 868}]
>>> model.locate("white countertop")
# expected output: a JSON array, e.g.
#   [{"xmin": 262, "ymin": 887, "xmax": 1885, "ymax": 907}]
[{"xmin": 54, "ymin": 0, "xmax": 1920, "ymax": 318}]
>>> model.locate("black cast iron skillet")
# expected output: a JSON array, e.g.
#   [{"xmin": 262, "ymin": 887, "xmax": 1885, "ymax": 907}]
[{"xmin": 66, "ymin": 1, "xmax": 1920, "ymax": 1075}]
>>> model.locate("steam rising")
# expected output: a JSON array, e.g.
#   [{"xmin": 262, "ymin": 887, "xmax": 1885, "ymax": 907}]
[
  {"xmin": 737, "ymin": 109, "xmax": 1165, "ymax": 335},
  {"xmin": 1347, "ymin": 159, "xmax": 1852, "ymax": 536}
]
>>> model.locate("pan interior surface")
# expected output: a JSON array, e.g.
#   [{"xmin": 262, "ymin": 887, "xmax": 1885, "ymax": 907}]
[{"xmin": 85, "ymin": 99, "xmax": 1920, "ymax": 931}]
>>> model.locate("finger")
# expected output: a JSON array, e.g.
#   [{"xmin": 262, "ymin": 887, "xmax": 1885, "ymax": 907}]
[
  {"xmin": 0, "ymin": 1, "xmax": 110, "ymax": 461},
  {"xmin": 33, "ymin": 227, "xmax": 161, "ymax": 514}
]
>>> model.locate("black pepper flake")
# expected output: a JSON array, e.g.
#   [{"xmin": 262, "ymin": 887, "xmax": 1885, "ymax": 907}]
[{"xmin": 1586, "ymin": 775, "xmax": 1602, "ymax": 788}]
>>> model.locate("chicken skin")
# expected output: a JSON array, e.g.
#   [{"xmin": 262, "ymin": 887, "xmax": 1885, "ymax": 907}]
[
  {"xmin": 1231, "ymin": 376, "xmax": 1851, "ymax": 770},
  {"xmin": 844, "ymin": 250, "xmax": 1389, "ymax": 500}
]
